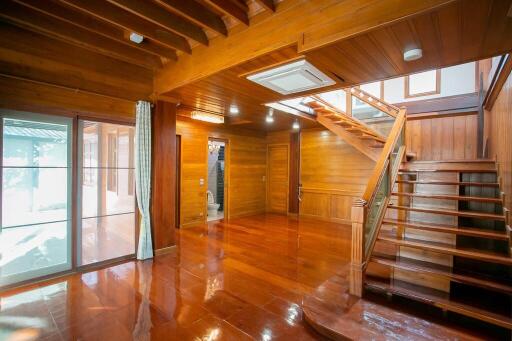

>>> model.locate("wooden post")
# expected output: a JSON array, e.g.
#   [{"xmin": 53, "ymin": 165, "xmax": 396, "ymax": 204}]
[
  {"xmin": 346, "ymin": 89, "xmax": 352, "ymax": 117},
  {"xmin": 350, "ymin": 199, "xmax": 366, "ymax": 297}
]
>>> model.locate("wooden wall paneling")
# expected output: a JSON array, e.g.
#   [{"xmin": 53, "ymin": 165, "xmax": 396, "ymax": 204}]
[
  {"xmin": 266, "ymin": 144, "xmax": 289, "ymax": 214},
  {"xmin": 0, "ymin": 76, "xmax": 135, "ymax": 120},
  {"xmin": 488, "ymin": 67, "xmax": 512, "ymax": 211},
  {"xmin": 405, "ymin": 113, "xmax": 478, "ymax": 161},
  {"xmin": 177, "ymin": 118, "xmax": 267, "ymax": 226},
  {"xmin": 151, "ymin": 101, "xmax": 177, "ymax": 250},
  {"xmin": 299, "ymin": 128, "xmax": 375, "ymax": 223}
]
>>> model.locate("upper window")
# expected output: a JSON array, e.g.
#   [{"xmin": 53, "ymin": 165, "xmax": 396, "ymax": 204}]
[{"xmin": 405, "ymin": 69, "xmax": 440, "ymax": 98}]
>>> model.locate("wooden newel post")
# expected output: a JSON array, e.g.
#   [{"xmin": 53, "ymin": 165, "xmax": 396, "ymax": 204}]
[{"xmin": 350, "ymin": 198, "xmax": 366, "ymax": 297}]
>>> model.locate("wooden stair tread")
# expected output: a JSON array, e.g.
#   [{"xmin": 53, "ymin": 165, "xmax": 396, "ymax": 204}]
[
  {"xmin": 395, "ymin": 180, "xmax": 499, "ymax": 187},
  {"xmin": 400, "ymin": 160, "xmax": 497, "ymax": 172},
  {"xmin": 387, "ymin": 205, "xmax": 505, "ymax": 221},
  {"xmin": 399, "ymin": 168, "xmax": 497, "ymax": 173},
  {"xmin": 371, "ymin": 253, "xmax": 512, "ymax": 294},
  {"xmin": 391, "ymin": 192, "xmax": 502, "ymax": 204},
  {"xmin": 377, "ymin": 231, "xmax": 512, "ymax": 266},
  {"xmin": 382, "ymin": 218, "xmax": 508, "ymax": 240},
  {"xmin": 365, "ymin": 277, "xmax": 512, "ymax": 329}
]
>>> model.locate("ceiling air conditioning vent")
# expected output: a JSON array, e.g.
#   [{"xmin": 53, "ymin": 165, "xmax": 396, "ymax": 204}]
[{"xmin": 246, "ymin": 59, "xmax": 335, "ymax": 95}]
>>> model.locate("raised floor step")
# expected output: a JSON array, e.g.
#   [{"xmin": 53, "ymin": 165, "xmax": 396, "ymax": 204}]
[
  {"xmin": 395, "ymin": 180, "xmax": 500, "ymax": 187},
  {"xmin": 387, "ymin": 205, "xmax": 505, "ymax": 221},
  {"xmin": 371, "ymin": 253, "xmax": 512, "ymax": 294},
  {"xmin": 382, "ymin": 218, "xmax": 508, "ymax": 240},
  {"xmin": 365, "ymin": 277, "xmax": 512, "ymax": 329},
  {"xmin": 392, "ymin": 192, "xmax": 502, "ymax": 204},
  {"xmin": 377, "ymin": 231, "xmax": 512, "ymax": 266}
]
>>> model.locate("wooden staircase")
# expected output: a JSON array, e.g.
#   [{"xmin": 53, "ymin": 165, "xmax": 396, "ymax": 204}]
[
  {"xmin": 365, "ymin": 160, "xmax": 512, "ymax": 330},
  {"xmin": 303, "ymin": 88, "xmax": 401, "ymax": 162}
]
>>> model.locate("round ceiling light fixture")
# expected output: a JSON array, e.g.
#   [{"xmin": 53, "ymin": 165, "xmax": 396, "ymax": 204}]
[
  {"xmin": 292, "ymin": 119, "xmax": 300, "ymax": 130},
  {"xmin": 403, "ymin": 48, "xmax": 423, "ymax": 62}
]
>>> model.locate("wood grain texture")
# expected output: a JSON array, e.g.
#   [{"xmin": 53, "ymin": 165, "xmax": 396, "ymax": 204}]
[
  {"xmin": 488, "ymin": 66, "xmax": 512, "ymax": 211},
  {"xmin": 177, "ymin": 118, "xmax": 267, "ymax": 226},
  {"xmin": 406, "ymin": 113, "xmax": 478, "ymax": 161},
  {"xmin": 300, "ymin": 128, "xmax": 375, "ymax": 223},
  {"xmin": 152, "ymin": 101, "xmax": 177, "ymax": 250},
  {"xmin": 0, "ymin": 75, "xmax": 135, "ymax": 120},
  {"xmin": 267, "ymin": 144, "xmax": 289, "ymax": 213},
  {"xmin": 0, "ymin": 22, "xmax": 153, "ymax": 101}
]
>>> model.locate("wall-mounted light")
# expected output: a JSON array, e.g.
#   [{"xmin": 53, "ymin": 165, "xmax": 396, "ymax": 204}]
[
  {"xmin": 229, "ymin": 105, "xmax": 239, "ymax": 114},
  {"xmin": 292, "ymin": 119, "xmax": 300, "ymax": 130},
  {"xmin": 266, "ymin": 108, "xmax": 274, "ymax": 123},
  {"xmin": 191, "ymin": 111, "xmax": 224, "ymax": 124},
  {"xmin": 403, "ymin": 48, "xmax": 423, "ymax": 62}
]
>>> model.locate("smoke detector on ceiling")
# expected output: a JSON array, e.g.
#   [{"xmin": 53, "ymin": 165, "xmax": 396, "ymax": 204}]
[
  {"xmin": 246, "ymin": 59, "xmax": 335, "ymax": 95},
  {"xmin": 403, "ymin": 48, "xmax": 423, "ymax": 62}
]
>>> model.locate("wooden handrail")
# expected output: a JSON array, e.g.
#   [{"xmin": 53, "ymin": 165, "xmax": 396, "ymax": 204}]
[
  {"xmin": 349, "ymin": 106, "xmax": 407, "ymax": 297},
  {"xmin": 351, "ymin": 87, "xmax": 399, "ymax": 117},
  {"xmin": 363, "ymin": 108, "xmax": 406, "ymax": 205}
]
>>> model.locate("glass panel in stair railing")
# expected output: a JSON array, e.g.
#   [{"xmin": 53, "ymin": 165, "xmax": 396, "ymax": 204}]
[
  {"xmin": 364, "ymin": 162, "xmax": 390, "ymax": 257},
  {"xmin": 352, "ymin": 96, "xmax": 394, "ymax": 137}
]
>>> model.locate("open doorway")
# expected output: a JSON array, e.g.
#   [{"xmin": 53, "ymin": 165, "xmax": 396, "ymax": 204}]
[{"xmin": 207, "ymin": 138, "xmax": 226, "ymax": 222}]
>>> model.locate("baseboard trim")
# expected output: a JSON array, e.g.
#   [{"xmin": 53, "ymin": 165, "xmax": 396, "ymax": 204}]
[{"xmin": 154, "ymin": 245, "xmax": 176, "ymax": 256}]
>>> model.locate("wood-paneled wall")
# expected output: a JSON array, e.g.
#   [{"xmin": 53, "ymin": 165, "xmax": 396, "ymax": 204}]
[
  {"xmin": 0, "ymin": 76, "xmax": 135, "ymax": 120},
  {"xmin": 406, "ymin": 112, "xmax": 478, "ymax": 161},
  {"xmin": 300, "ymin": 129, "xmax": 375, "ymax": 224},
  {"xmin": 488, "ymin": 71, "xmax": 512, "ymax": 211},
  {"xmin": 177, "ymin": 117, "xmax": 267, "ymax": 227},
  {"xmin": 152, "ymin": 101, "xmax": 177, "ymax": 250}
]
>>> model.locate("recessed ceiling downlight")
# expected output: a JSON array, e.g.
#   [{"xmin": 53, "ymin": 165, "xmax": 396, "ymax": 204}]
[
  {"xmin": 247, "ymin": 59, "xmax": 335, "ymax": 95},
  {"xmin": 403, "ymin": 48, "xmax": 423, "ymax": 62},
  {"xmin": 129, "ymin": 32, "xmax": 144, "ymax": 44}
]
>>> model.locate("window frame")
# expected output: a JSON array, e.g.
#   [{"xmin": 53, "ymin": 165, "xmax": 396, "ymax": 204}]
[
  {"xmin": 404, "ymin": 69, "xmax": 441, "ymax": 98},
  {"xmin": 0, "ymin": 109, "xmax": 73, "ymax": 287}
]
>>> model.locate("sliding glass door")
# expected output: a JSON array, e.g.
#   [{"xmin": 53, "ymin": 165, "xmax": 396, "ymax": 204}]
[
  {"xmin": 0, "ymin": 111, "xmax": 72, "ymax": 287},
  {"xmin": 77, "ymin": 120, "xmax": 135, "ymax": 266}
]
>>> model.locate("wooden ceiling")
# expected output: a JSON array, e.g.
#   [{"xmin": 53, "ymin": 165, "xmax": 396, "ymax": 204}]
[
  {"xmin": 0, "ymin": 0, "xmax": 278, "ymax": 101},
  {"xmin": 165, "ymin": 0, "xmax": 512, "ymax": 131},
  {"xmin": 1, "ymin": 0, "xmax": 512, "ymax": 132}
]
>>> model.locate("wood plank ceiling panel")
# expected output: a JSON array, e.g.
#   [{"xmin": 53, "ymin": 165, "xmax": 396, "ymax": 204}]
[
  {"xmin": 14, "ymin": 0, "xmax": 177, "ymax": 60},
  {"xmin": 168, "ymin": 0, "xmax": 512, "ymax": 131}
]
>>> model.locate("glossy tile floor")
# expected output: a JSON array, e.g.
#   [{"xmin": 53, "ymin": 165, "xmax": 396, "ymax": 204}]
[{"xmin": 0, "ymin": 214, "xmax": 349, "ymax": 340}]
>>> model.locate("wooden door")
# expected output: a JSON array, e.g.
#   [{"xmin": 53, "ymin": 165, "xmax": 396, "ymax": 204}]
[{"xmin": 267, "ymin": 144, "xmax": 289, "ymax": 213}]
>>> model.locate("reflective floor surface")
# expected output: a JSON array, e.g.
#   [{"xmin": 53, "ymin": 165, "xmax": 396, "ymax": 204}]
[{"xmin": 0, "ymin": 214, "xmax": 349, "ymax": 340}]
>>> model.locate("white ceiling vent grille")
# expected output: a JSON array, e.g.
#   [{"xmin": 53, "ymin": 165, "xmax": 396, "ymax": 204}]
[{"xmin": 246, "ymin": 59, "xmax": 335, "ymax": 95}]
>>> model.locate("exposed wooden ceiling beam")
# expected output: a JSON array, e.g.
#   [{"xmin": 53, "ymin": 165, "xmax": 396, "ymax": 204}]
[
  {"xmin": 0, "ymin": 1, "xmax": 162, "ymax": 69},
  {"xmin": 255, "ymin": 0, "xmax": 276, "ymax": 12},
  {"xmin": 154, "ymin": 0, "xmax": 454, "ymax": 95},
  {"xmin": 60, "ymin": 0, "xmax": 192, "ymax": 54},
  {"xmin": 14, "ymin": 0, "xmax": 177, "ymax": 60},
  {"xmin": 155, "ymin": 0, "xmax": 228, "ymax": 36},
  {"xmin": 107, "ymin": 0, "xmax": 208, "ymax": 45},
  {"xmin": 203, "ymin": 0, "xmax": 249, "ymax": 26}
]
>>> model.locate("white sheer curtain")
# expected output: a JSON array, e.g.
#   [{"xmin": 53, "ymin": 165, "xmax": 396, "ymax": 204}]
[{"xmin": 135, "ymin": 101, "xmax": 153, "ymax": 260}]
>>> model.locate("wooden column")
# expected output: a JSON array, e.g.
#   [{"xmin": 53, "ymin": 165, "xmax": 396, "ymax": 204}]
[
  {"xmin": 151, "ymin": 101, "xmax": 177, "ymax": 251},
  {"xmin": 288, "ymin": 132, "xmax": 300, "ymax": 214},
  {"xmin": 350, "ymin": 199, "xmax": 366, "ymax": 297}
]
